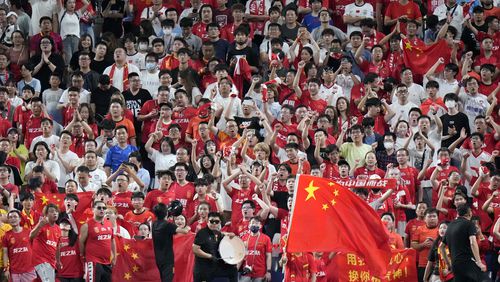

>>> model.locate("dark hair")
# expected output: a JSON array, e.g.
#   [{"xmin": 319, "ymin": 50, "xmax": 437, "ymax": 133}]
[
  {"xmin": 381, "ymin": 212, "xmax": 395, "ymax": 222},
  {"xmin": 131, "ymin": 192, "xmax": 145, "ymax": 200},
  {"xmin": 157, "ymin": 170, "xmax": 175, "ymax": 180},
  {"xmin": 424, "ymin": 207, "xmax": 438, "ymax": 216},
  {"xmin": 32, "ymin": 141, "xmax": 51, "ymax": 160},
  {"xmin": 456, "ymin": 203, "xmax": 470, "ymax": 216}
]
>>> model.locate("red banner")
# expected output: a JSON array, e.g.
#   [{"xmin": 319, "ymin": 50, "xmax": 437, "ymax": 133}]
[
  {"xmin": 112, "ymin": 237, "xmax": 161, "ymax": 281},
  {"xmin": 173, "ymin": 233, "xmax": 195, "ymax": 282},
  {"xmin": 334, "ymin": 179, "xmax": 397, "ymax": 190},
  {"xmin": 330, "ymin": 249, "xmax": 417, "ymax": 282}
]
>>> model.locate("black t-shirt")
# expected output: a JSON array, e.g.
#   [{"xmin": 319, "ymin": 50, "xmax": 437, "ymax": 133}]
[
  {"xmin": 122, "ymin": 89, "xmax": 153, "ymax": 122},
  {"xmin": 427, "ymin": 237, "xmax": 443, "ymax": 275},
  {"xmin": 152, "ymin": 220, "xmax": 177, "ymax": 266},
  {"xmin": 440, "ymin": 112, "xmax": 470, "ymax": 148},
  {"xmin": 442, "ymin": 217, "xmax": 477, "ymax": 264},
  {"xmin": 91, "ymin": 58, "xmax": 113, "ymax": 74},
  {"xmin": 460, "ymin": 23, "xmax": 488, "ymax": 56},
  {"xmin": 90, "ymin": 86, "xmax": 120, "ymax": 119},
  {"xmin": 233, "ymin": 116, "xmax": 262, "ymax": 136},
  {"xmin": 193, "ymin": 227, "xmax": 222, "ymax": 273},
  {"xmin": 30, "ymin": 53, "xmax": 65, "ymax": 92},
  {"xmin": 226, "ymin": 44, "xmax": 259, "ymax": 68}
]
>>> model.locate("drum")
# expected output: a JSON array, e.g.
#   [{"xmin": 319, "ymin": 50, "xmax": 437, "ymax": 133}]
[{"xmin": 218, "ymin": 236, "xmax": 245, "ymax": 265}]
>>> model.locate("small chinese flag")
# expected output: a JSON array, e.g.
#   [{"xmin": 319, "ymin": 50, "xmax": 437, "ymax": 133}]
[
  {"xmin": 402, "ymin": 38, "xmax": 450, "ymax": 75},
  {"xmin": 287, "ymin": 175, "xmax": 391, "ymax": 277},
  {"xmin": 112, "ymin": 237, "xmax": 161, "ymax": 281}
]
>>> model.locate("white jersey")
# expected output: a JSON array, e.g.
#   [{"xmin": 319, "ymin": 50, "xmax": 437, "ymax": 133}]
[{"xmin": 343, "ymin": 2, "xmax": 374, "ymax": 36}]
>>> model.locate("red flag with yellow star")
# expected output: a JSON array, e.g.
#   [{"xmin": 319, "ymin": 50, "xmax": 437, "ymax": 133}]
[
  {"xmin": 286, "ymin": 175, "xmax": 392, "ymax": 277},
  {"xmin": 112, "ymin": 237, "xmax": 161, "ymax": 281},
  {"xmin": 402, "ymin": 38, "xmax": 450, "ymax": 75}
]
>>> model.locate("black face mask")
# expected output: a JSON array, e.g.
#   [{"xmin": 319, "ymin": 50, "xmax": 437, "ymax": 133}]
[{"xmin": 23, "ymin": 98, "xmax": 31, "ymax": 104}]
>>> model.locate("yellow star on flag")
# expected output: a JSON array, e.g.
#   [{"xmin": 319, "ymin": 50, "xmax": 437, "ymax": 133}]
[
  {"xmin": 124, "ymin": 272, "xmax": 132, "ymax": 280},
  {"xmin": 404, "ymin": 41, "xmax": 413, "ymax": 50},
  {"xmin": 331, "ymin": 199, "xmax": 336, "ymax": 206},
  {"xmin": 131, "ymin": 252, "xmax": 139, "ymax": 260},
  {"xmin": 305, "ymin": 181, "xmax": 320, "ymax": 201},
  {"xmin": 328, "ymin": 182, "xmax": 335, "ymax": 186},
  {"xmin": 333, "ymin": 190, "xmax": 339, "ymax": 197},
  {"xmin": 132, "ymin": 265, "xmax": 140, "ymax": 272},
  {"xmin": 41, "ymin": 196, "xmax": 49, "ymax": 205},
  {"xmin": 322, "ymin": 204, "xmax": 329, "ymax": 211},
  {"xmin": 124, "ymin": 244, "xmax": 131, "ymax": 252}
]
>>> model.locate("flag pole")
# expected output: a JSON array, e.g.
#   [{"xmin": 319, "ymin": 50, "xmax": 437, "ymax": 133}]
[{"xmin": 281, "ymin": 174, "xmax": 301, "ymax": 275}]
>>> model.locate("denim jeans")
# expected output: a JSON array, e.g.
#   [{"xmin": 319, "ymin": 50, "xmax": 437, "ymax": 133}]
[{"xmin": 62, "ymin": 35, "xmax": 80, "ymax": 65}]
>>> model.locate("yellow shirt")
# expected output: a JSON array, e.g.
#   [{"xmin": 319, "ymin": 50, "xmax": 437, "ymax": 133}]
[{"xmin": 0, "ymin": 209, "xmax": 12, "ymax": 267}]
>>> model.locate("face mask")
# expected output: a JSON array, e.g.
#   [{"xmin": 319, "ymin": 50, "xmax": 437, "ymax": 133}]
[
  {"xmin": 138, "ymin": 43, "xmax": 148, "ymax": 51},
  {"xmin": 249, "ymin": 226, "xmax": 260, "ymax": 233},
  {"xmin": 383, "ymin": 142, "xmax": 394, "ymax": 150},
  {"xmin": 146, "ymin": 62, "xmax": 157, "ymax": 71},
  {"xmin": 445, "ymin": 100, "xmax": 456, "ymax": 108},
  {"xmin": 163, "ymin": 28, "xmax": 172, "ymax": 35}
]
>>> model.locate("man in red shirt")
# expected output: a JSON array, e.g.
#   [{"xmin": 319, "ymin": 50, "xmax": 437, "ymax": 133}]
[
  {"xmin": 20, "ymin": 193, "xmax": 40, "ymax": 230},
  {"xmin": 187, "ymin": 178, "xmax": 218, "ymax": 221},
  {"xmin": 192, "ymin": 4, "xmax": 213, "ymax": 40},
  {"xmin": 384, "ymin": 0, "xmax": 422, "ymax": 34},
  {"xmin": 22, "ymin": 96, "xmax": 47, "ymax": 150},
  {"xmin": 240, "ymin": 217, "xmax": 272, "ymax": 281},
  {"xmin": 111, "ymin": 174, "xmax": 133, "ymax": 217},
  {"xmin": 284, "ymin": 143, "xmax": 311, "ymax": 175},
  {"xmin": 124, "ymin": 192, "xmax": 155, "ymax": 235},
  {"xmin": 170, "ymin": 163, "xmax": 196, "ymax": 211},
  {"xmin": 79, "ymin": 200, "xmax": 116, "ymax": 282},
  {"xmin": 29, "ymin": 203, "xmax": 61, "ymax": 281},
  {"xmin": 144, "ymin": 170, "xmax": 176, "ymax": 210},
  {"xmin": 138, "ymin": 86, "xmax": 169, "ymax": 144},
  {"xmin": 405, "ymin": 201, "xmax": 427, "ymax": 247},
  {"xmin": 411, "ymin": 208, "xmax": 439, "ymax": 281},
  {"xmin": 2, "ymin": 210, "xmax": 36, "ymax": 281},
  {"xmin": 396, "ymin": 148, "xmax": 420, "ymax": 203},
  {"xmin": 61, "ymin": 87, "xmax": 80, "ymax": 127},
  {"xmin": 294, "ymin": 72, "xmax": 328, "ymax": 114},
  {"xmin": 223, "ymin": 166, "xmax": 262, "ymax": 225}
]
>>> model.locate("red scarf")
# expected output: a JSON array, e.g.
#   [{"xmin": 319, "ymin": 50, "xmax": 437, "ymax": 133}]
[
  {"xmin": 109, "ymin": 63, "xmax": 129, "ymax": 90},
  {"xmin": 248, "ymin": 0, "xmax": 265, "ymax": 33}
]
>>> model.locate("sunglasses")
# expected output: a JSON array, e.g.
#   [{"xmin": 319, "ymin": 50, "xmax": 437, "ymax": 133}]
[
  {"xmin": 209, "ymin": 220, "xmax": 220, "ymax": 224},
  {"xmin": 95, "ymin": 206, "xmax": 106, "ymax": 210}
]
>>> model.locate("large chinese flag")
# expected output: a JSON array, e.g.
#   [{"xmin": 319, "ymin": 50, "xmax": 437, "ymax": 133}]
[
  {"xmin": 287, "ymin": 175, "xmax": 391, "ymax": 277},
  {"xmin": 112, "ymin": 237, "xmax": 161, "ymax": 281},
  {"xmin": 34, "ymin": 192, "xmax": 94, "ymax": 228},
  {"xmin": 173, "ymin": 233, "xmax": 195, "ymax": 282},
  {"xmin": 402, "ymin": 39, "xmax": 451, "ymax": 75}
]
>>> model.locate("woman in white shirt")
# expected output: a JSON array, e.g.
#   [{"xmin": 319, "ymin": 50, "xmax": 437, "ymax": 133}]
[
  {"xmin": 24, "ymin": 141, "xmax": 60, "ymax": 183},
  {"xmin": 145, "ymin": 133, "xmax": 177, "ymax": 187},
  {"xmin": 57, "ymin": 0, "xmax": 89, "ymax": 65}
]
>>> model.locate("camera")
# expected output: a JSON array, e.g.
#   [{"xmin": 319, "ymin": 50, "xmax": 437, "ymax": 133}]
[{"xmin": 241, "ymin": 265, "xmax": 253, "ymax": 275}]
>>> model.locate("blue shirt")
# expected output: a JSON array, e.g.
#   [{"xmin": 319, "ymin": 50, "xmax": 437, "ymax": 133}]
[{"xmin": 104, "ymin": 145, "xmax": 138, "ymax": 172}]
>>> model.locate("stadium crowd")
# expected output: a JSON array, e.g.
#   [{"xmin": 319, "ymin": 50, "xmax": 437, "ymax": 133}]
[{"xmin": 0, "ymin": 0, "xmax": 497, "ymax": 280}]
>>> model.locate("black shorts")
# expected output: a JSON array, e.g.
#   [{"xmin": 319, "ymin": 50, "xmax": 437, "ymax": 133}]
[
  {"xmin": 452, "ymin": 261, "xmax": 489, "ymax": 282},
  {"xmin": 156, "ymin": 263, "xmax": 174, "ymax": 282},
  {"xmin": 84, "ymin": 262, "xmax": 112, "ymax": 282}
]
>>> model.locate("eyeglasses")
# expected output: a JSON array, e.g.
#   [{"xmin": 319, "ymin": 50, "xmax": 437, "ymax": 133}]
[
  {"xmin": 95, "ymin": 206, "xmax": 106, "ymax": 210},
  {"xmin": 40, "ymin": 41, "xmax": 51, "ymax": 45},
  {"xmin": 209, "ymin": 220, "xmax": 220, "ymax": 224}
]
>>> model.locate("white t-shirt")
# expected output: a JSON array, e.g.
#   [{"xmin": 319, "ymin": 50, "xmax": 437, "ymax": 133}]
[
  {"xmin": 58, "ymin": 8, "xmax": 80, "ymax": 38},
  {"xmin": 88, "ymin": 167, "xmax": 107, "ymax": 188},
  {"xmin": 58, "ymin": 88, "xmax": 91, "ymax": 104},
  {"xmin": 140, "ymin": 70, "xmax": 160, "ymax": 98},
  {"xmin": 30, "ymin": 0, "xmax": 57, "ymax": 35},
  {"xmin": 127, "ymin": 52, "xmax": 146, "ymax": 71},
  {"xmin": 458, "ymin": 92, "xmax": 490, "ymax": 130},
  {"xmin": 389, "ymin": 100, "xmax": 418, "ymax": 127},
  {"xmin": 55, "ymin": 150, "xmax": 79, "ymax": 187},
  {"xmin": 424, "ymin": 76, "xmax": 460, "ymax": 98},
  {"xmin": 343, "ymin": 2, "xmax": 374, "ymax": 36},
  {"xmin": 103, "ymin": 63, "xmax": 141, "ymax": 92},
  {"xmin": 25, "ymin": 160, "xmax": 61, "ymax": 183},
  {"xmin": 319, "ymin": 83, "xmax": 344, "ymax": 106},
  {"xmin": 29, "ymin": 135, "xmax": 60, "ymax": 152},
  {"xmin": 140, "ymin": 6, "xmax": 167, "ymax": 36},
  {"xmin": 433, "ymin": 4, "xmax": 465, "ymax": 38}
]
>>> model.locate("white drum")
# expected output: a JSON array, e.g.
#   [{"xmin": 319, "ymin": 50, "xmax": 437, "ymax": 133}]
[{"xmin": 218, "ymin": 236, "xmax": 245, "ymax": 265}]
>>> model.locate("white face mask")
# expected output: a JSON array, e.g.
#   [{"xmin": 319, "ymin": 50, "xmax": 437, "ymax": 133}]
[
  {"xmin": 384, "ymin": 142, "xmax": 394, "ymax": 150},
  {"xmin": 138, "ymin": 43, "xmax": 148, "ymax": 51},
  {"xmin": 163, "ymin": 28, "xmax": 172, "ymax": 35},
  {"xmin": 445, "ymin": 100, "xmax": 456, "ymax": 109},
  {"xmin": 146, "ymin": 62, "xmax": 157, "ymax": 71}
]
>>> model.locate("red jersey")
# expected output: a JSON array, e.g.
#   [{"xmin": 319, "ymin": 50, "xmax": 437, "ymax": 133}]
[
  {"xmin": 192, "ymin": 22, "xmax": 209, "ymax": 41},
  {"xmin": 221, "ymin": 22, "xmax": 254, "ymax": 43},
  {"xmin": 85, "ymin": 218, "xmax": 114, "ymax": 264},
  {"xmin": 368, "ymin": 191, "xmax": 394, "ymax": 217},
  {"xmin": 41, "ymin": 179, "xmax": 58, "ymax": 194},
  {"xmin": 2, "ymin": 183, "xmax": 19, "ymax": 195},
  {"xmin": 472, "ymin": 184, "xmax": 494, "ymax": 231},
  {"xmin": 353, "ymin": 166, "xmax": 385, "ymax": 179},
  {"xmin": 426, "ymin": 165, "xmax": 460, "ymax": 206},
  {"xmin": 391, "ymin": 184, "xmax": 411, "ymax": 223},
  {"xmin": 0, "ymin": 117, "xmax": 11, "ymax": 137},
  {"xmin": 405, "ymin": 218, "xmax": 425, "ymax": 246},
  {"xmin": 57, "ymin": 236, "xmax": 83, "ymax": 278},
  {"xmin": 299, "ymin": 91, "xmax": 327, "ymax": 114},
  {"xmin": 284, "ymin": 252, "xmax": 317, "ymax": 282},
  {"xmin": 2, "ymin": 228, "xmax": 34, "ymax": 273},
  {"xmin": 5, "ymin": 155, "xmax": 20, "ymax": 171},
  {"xmin": 124, "ymin": 209, "xmax": 155, "ymax": 232},
  {"xmin": 23, "ymin": 115, "xmax": 44, "ymax": 150},
  {"xmin": 386, "ymin": 50, "xmax": 404, "ymax": 79},
  {"xmin": 172, "ymin": 106, "xmax": 198, "ymax": 136},
  {"xmin": 144, "ymin": 189, "xmax": 176, "ymax": 210},
  {"xmin": 461, "ymin": 133, "xmax": 497, "ymax": 154},
  {"xmin": 398, "ymin": 166, "xmax": 420, "ymax": 203},
  {"xmin": 413, "ymin": 225, "xmax": 439, "ymax": 267},
  {"xmin": 278, "ymin": 84, "xmax": 300, "ymax": 109},
  {"xmin": 228, "ymin": 187, "xmax": 255, "ymax": 225},
  {"xmin": 241, "ymin": 232, "xmax": 272, "ymax": 278},
  {"xmin": 190, "ymin": 220, "xmax": 208, "ymax": 233},
  {"xmin": 112, "ymin": 191, "xmax": 133, "ymax": 217},
  {"xmin": 32, "ymin": 223, "xmax": 61, "ymax": 267},
  {"xmin": 331, "ymin": 0, "xmax": 351, "ymax": 31},
  {"xmin": 170, "ymin": 181, "xmax": 195, "ymax": 210},
  {"xmin": 272, "ymin": 120, "xmax": 298, "ymax": 149},
  {"xmin": 271, "ymin": 181, "xmax": 288, "ymax": 193},
  {"xmin": 186, "ymin": 195, "xmax": 217, "ymax": 219},
  {"xmin": 139, "ymin": 100, "xmax": 159, "ymax": 143},
  {"xmin": 359, "ymin": 60, "xmax": 391, "ymax": 79},
  {"xmin": 384, "ymin": 1, "xmax": 422, "ymax": 34},
  {"xmin": 62, "ymin": 106, "xmax": 77, "ymax": 126},
  {"xmin": 233, "ymin": 218, "xmax": 250, "ymax": 237},
  {"xmin": 277, "ymin": 208, "xmax": 290, "ymax": 250}
]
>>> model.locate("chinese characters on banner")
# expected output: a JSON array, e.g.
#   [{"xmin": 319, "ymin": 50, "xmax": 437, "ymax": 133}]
[
  {"xmin": 334, "ymin": 179, "xmax": 397, "ymax": 190},
  {"xmin": 334, "ymin": 249, "xmax": 417, "ymax": 282}
]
